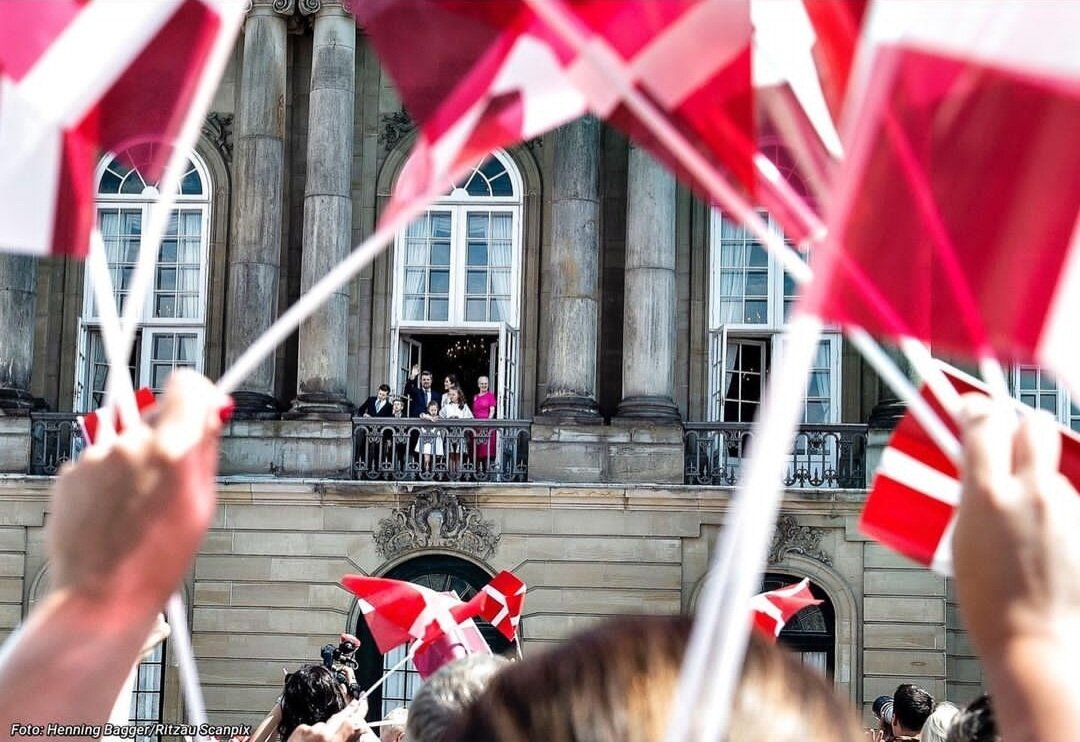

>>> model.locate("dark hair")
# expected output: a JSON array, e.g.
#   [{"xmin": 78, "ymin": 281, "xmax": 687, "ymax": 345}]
[
  {"xmin": 444, "ymin": 373, "xmax": 459, "ymax": 387},
  {"xmin": 946, "ymin": 695, "xmax": 1000, "ymax": 742},
  {"xmin": 893, "ymin": 683, "xmax": 936, "ymax": 734},
  {"xmin": 279, "ymin": 665, "xmax": 349, "ymax": 740},
  {"xmin": 421, "ymin": 369, "xmax": 433, "ymax": 377},
  {"xmin": 445, "ymin": 615, "xmax": 861, "ymax": 742},
  {"xmin": 378, "ymin": 384, "xmax": 391, "ymax": 393}
]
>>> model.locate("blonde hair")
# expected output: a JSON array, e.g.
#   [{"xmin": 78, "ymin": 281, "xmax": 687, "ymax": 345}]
[{"xmin": 446, "ymin": 615, "xmax": 862, "ymax": 742}]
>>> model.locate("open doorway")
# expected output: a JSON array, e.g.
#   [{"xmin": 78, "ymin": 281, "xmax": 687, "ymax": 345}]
[
  {"xmin": 393, "ymin": 333, "xmax": 493, "ymax": 403},
  {"xmin": 393, "ymin": 328, "xmax": 520, "ymax": 418}
]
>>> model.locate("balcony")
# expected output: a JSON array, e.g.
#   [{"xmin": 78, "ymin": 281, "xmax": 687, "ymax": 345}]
[
  {"xmin": 29, "ymin": 413, "xmax": 83, "ymax": 475},
  {"xmin": 683, "ymin": 423, "xmax": 868, "ymax": 489},
  {"xmin": 352, "ymin": 419, "xmax": 531, "ymax": 482}
]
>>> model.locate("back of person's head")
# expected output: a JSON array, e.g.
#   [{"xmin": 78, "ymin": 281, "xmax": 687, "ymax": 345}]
[
  {"xmin": 278, "ymin": 664, "xmax": 349, "ymax": 740},
  {"xmin": 407, "ymin": 654, "xmax": 508, "ymax": 742},
  {"xmin": 946, "ymin": 695, "xmax": 1001, "ymax": 742},
  {"xmin": 922, "ymin": 701, "xmax": 960, "ymax": 742},
  {"xmin": 893, "ymin": 683, "xmax": 936, "ymax": 735},
  {"xmin": 445, "ymin": 614, "xmax": 862, "ymax": 742},
  {"xmin": 380, "ymin": 706, "xmax": 408, "ymax": 742}
]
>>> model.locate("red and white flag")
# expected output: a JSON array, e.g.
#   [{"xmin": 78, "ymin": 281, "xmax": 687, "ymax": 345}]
[
  {"xmin": 750, "ymin": 578, "xmax": 822, "ymax": 640},
  {"xmin": 476, "ymin": 570, "xmax": 526, "ymax": 641},
  {"xmin": 342, "ymin": 575, "xmax": 462, "ymax": 654},
  {"xmin": 351, "ymin": 0, "xmax": 767, "ymax": 236},
  {"xmin": 79, "ymin": 386, "xmax": 158, "ymax": 445},
  {"xmin": 861, "ymin": 366, "xmax": 1080, "ymax": 575},
  {"xmin": 0, "ymin": 0, "xmax": 242, "ymax": 258},
  {"xmin": 811, "ymin": 1, "xmax": 1080, "ymax": 395}
]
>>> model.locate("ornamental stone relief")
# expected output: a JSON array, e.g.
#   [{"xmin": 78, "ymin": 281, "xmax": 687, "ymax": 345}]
[
  {"xmin": 379, "ymin": 109, "xmax": 414, "ymax": 153},
  {"xmin": 374, "ymin": 488, "xmax": 500, "ymax": 561},
  {"xmin": 202, "ymin": 112, "xmax": 234, "ymax": 163},
  {"xmin": 768, "ymin": 515, "xmax": 832, "ymax": 566}
]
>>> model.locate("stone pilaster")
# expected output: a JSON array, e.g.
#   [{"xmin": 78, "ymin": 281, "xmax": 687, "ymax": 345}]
[
  {"xmin": 0, "ymin": 254, "xmax": 36, "ymax": 415},
  {"xmin": 288, "ymin": 2, "xmax": 356, "ymax": 419},
  {"xmin": 617, "ymin": 145, "xmax": 679, "ymax": 420},
  {"xmin": 539, "ymin": 117, "xmax": 602, "ymax": 420},
  {"xmin": 224, "ymin": 2, "xmax": 288, "ymax": 418}
]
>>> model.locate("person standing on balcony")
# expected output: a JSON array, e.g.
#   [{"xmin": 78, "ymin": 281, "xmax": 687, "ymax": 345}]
[
  {"xmin": 357, "ymin": 384, "xmax": 394, "ymax": 417},
  {"xmin": 406, "ymin": 365, "xmax": 442, "ymax": 417},
  {"xmin": 473, "ymin": 376, "xmax": 497, "ymax": 472},
  {"xmin": 440, "ymin": 386, "xmax": 473, "ymax": 475},
  {"xmin": 440, "ymin": 373, "xmax": 460, "ymax": 412}
]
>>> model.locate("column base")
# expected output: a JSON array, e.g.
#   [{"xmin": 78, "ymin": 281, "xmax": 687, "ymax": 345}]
[
  {"xmin": 229, "ymin": 391, "xmax": 282, "ymax": 420},
  {"xmin": 284, "ymin": 393, "xmax": 354, "ymax": 421},
  {"xmin": 615, "ymin": 395, "xmax": 680, "ymax": 421},
  {"xmin": 538, "ymin": 394, "xmax": 602, "ymax": 423},
  {"xmin": 0, "ymin": 388, "xmax": 37, "ymax": 416}
]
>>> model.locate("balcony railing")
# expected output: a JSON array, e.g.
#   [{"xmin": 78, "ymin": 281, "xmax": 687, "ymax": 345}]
[
  {"xmin": 30, "ymin": 413, "xmax": 84, "ymax": 475},
  {"xmin": 353, "ymin": 419, "xmax": 530, "ymax": 482},
  {"xmin": 684, "ymin": 423, "xmax": 868, "ymax": 489}
]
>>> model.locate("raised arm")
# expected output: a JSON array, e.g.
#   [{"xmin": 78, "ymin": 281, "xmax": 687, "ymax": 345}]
[
  {"xmin": 953, "ymin": 395, "xmax": 1080, "ymax": 742},
  {"xmin": 0, "ymin": 371, "xmax": 227, "ymax": 729}
]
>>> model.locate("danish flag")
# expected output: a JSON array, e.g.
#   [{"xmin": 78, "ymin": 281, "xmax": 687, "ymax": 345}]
[
  {"xmin": 476, "ymin": 570, "xmax": 526, "ymax": 641},
  {"xmin": 811, "ymin": 1, "xmax": 1080, "ymax": 397},
  {"xmin": 342, "ymin": 575, "xmax": 462, "ymax": 655},
  {"xmin": 351, "ymin": 0, "xmax": 761, "ymax": 234},
  {"xmin": 860, "ymin": 366, "xmax": 1080, "ymax": 575},
  {"xmin": 749, "ymin": 579, "xmax": 822, "ymax": 640},
  {"xmin": 0, "ymin": 0, "xmax": 242, "ymax": 257}
]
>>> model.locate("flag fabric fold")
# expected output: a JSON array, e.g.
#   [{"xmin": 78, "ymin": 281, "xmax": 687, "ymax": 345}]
[
  {"xmin": 350, "ymin": 0, "xmax": 780, "ymax": 237},
  {"xmin": 811, "ymin": 1, "xmax": 1080, "ymax": 395},
  {"xmin": 0, "ymin": 0, "xmax": 238, "ymax": 258}
]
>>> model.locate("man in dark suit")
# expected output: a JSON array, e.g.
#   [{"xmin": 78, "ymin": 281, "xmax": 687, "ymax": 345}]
[
  {"xmin": 356, "ymin": 384, "xmax": 394, "ymax": 475},
  {"xmin": 404, "ymin": 366, "xmax": 442, "ymax": 416},
  {"xmin": 357, "ymin": 384, "xmax": 394, "ymax": 417}
]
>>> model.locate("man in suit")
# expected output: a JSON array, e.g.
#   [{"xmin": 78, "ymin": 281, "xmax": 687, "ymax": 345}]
[
  {"xmin": 357, "ymin": 384, "xmax": 394, "ymax": 417},
  {"xmin": 404, "ymin": 366, "xmax": 442, "ymax": 417}
]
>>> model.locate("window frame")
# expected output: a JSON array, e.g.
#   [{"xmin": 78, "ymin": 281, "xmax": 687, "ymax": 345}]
[
  {"xmin": 1012, "ymin": 363, "xmax": 1080, "ymax": 432},
  {"xmin": 75, "ymin": 151, "xmax": 212, "ymax": 412},
  {"xmin": 707, "ymin": 210, "xmax": 841, "ymax": 424},
  {"xmin": 392, "ymin": 152, "xmax": 524, "ymax": 332}
]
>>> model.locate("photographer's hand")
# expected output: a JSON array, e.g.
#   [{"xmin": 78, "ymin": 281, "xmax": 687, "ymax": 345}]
[{"xmin": 0, "ymin": 371, "xmax": 226, "ymax": 729}]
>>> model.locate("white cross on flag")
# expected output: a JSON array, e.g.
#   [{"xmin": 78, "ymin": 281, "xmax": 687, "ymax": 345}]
[
  {"xmin": 749, "ymin": 578, "xmax": 822, "ymax": 640},
  {"xmin": 861, "ymin": 366, "xmax": 1080, "ymax": 575},
  {"xmin": 342, "ymin": 574, "xmax": 463, "ymax": 655},
  {"xmin": 0, "ymin": 0, "xmax": 241, "ymax": 258}
]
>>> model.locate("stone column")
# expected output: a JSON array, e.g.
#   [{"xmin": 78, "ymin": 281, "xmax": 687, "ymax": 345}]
[
  {"xmin": 617, "ymin": 145, "xmax": 679, "ymax": 420},
  {"xmin": 539, "ymin": 117, "xmax": 601, "ymax": 420},
  {"xmin": 288, "ymin": 2, "xmax": 355, "ymax": 418},
  {"xmin": 224, "ymin": 2, "xmax": 288, "ymax": 418},
  {"xmin": 0, "ymin": 254, "xmax": 36, "ymax": 414}
]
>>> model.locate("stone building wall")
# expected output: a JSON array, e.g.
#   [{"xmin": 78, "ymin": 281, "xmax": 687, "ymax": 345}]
[{"xmin": 0, "ymin": 470, "xmax": 982, "ymax": 728}]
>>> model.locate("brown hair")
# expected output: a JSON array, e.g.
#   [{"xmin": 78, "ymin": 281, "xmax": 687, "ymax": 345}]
[{"xmin": 445, "ymin": 614, "xmax": 861, "ymax": 742}]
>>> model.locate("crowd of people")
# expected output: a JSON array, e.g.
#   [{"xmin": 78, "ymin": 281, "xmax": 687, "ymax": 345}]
[
  {"xmin": 0, "ymin": 371, "xmax": 1076, "ymax": 741},
  {"xmin": 356, "ymin": 366, "xmax": 499, "ymax": 474}
]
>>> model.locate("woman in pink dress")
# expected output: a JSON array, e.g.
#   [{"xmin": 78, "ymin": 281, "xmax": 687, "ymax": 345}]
[{"xmin": 472, "ymin": 376, "xmax": 497, "ymax": 469}]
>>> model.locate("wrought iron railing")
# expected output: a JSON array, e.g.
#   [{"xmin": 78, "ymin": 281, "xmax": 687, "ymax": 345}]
[
  {"xmin": 29, "ymin": 413, "xmax": 84, "ymax": 475},
  {"xmin": 683, "ymin": 423, "xmax": 868, "ymax": 489},
  {"xmin": 352, "ymin": 419, "xmax": 530, "ymax": 482}
]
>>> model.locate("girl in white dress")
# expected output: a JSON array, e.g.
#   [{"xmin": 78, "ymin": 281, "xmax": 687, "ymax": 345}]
[
  {"xmin": 415, "ymin": 400, "xmax": 444, "ymax": 472},
  {"xmin": 440, "ymin": 386, "xmax": 473, "ymax": 473}
]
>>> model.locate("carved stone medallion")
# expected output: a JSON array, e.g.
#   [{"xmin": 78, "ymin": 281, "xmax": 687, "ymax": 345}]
[
  {"xmin": 379, "ymin": 110, "xmax": 414, "ymax": 153},
  {"xmin": 202, "ymin": 112, "xmax": 234, "ymax": 163},
  {"xmin": 374, "ymin": 488, "xmax": 500, "ymax": 561},
  {"xmin": 768, "ymin": 515, "xmax": 832, "ymax": 566}
]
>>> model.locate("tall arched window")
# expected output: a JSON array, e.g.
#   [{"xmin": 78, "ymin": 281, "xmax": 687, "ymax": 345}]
[
  {"xmin": 391, "ymin": 152, "xmax": 524, "ymax": 417},
  {"xmin": 354, "ymin": 555, "xmax": 513, "ymax": 719},
  {"xmin": 707, "ymin": 143, "xmax": 840, "ymax": 424},
  {"xmin": 76, "ymin": 146, "xmax": 211, "ymax": 411}
]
